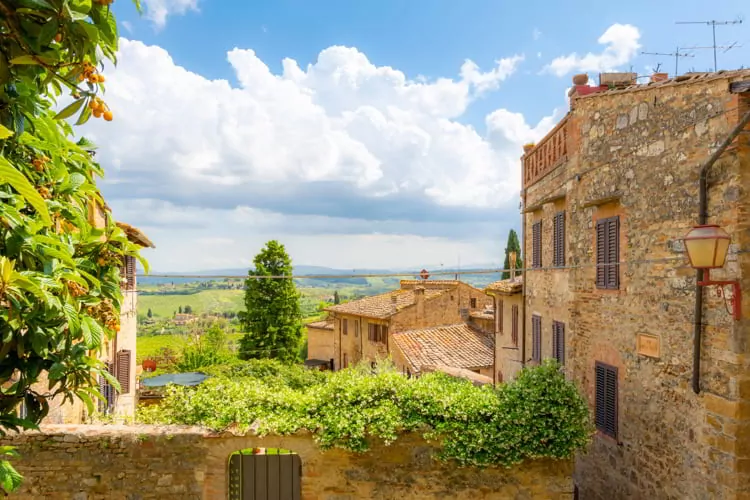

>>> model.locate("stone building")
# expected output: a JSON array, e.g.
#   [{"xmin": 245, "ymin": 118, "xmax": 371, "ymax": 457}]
[
  {"xmin": 520, "ymin": 70, "xmax": 750, "ymax": 499},
  {"xmin": 325, "ymin": 280, "xmax": 489, "ymax": 370},
  {"xmin": 27, "ymin": 204, "xmax": 154, "ymax": 424},
  {"xmin": 305, "ymin": 318, "xmax": 335, "ymax": 365},
  {"xmin": 484, "ymin": 277, "xmax": 523, "ymax": 383}
]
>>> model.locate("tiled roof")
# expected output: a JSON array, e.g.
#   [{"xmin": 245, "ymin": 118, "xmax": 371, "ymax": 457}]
[
  {"xmin": 399, "ymin": 280, "xmax": 460, "ymax": 288},
  {"xmin": 392, "ymin": 323, "xmax": 494, "ymax": 374},
  {"xmin": 420, "ymin": 365, "xmax": 494, "ymax": 386},
  {"xmin": 305, "ymin": 319, "xmax": 334, "ymax": 330},
  {"xmin": 577, "ymin": 69, "xmax": 750, "ymax": 99},
  {"xmin": 485, "ymin": 277, "xmax": 523, "ymax": 295},
  {"xmin": 325, "ymin": 289, "xmax": 446, "ymax": 319},
  {"xmin": 116, "ymin": 221, "xmax": 155, "ymax": 248}
]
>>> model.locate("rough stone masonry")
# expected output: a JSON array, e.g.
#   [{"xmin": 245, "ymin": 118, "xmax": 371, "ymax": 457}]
[{"xmin": 1, "ymin": 424, "xmax": 574, "ymax": 499}]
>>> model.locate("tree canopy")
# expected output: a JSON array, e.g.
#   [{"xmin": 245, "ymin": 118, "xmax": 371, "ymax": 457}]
[
  {"xmin": 0, "ymin": 0, "xmax": 143, "ymax": 492},
  {"xmin": 238, "ymin": 241, "xmax": 303, "ymax": 362},
  {"xmin": 502, "ymin": 229, "xmax": 523, "ymax": 280}
]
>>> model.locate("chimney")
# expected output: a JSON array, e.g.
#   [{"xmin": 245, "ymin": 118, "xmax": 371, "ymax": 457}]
[{"xmin": 414, "ymin": 286, "xmax": 425, "ymax": 323}]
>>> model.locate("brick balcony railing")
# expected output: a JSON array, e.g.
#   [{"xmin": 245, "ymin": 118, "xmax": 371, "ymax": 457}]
[{"xmin": 523, "ymin": 115, "xmax": 569, "ymax": 188}]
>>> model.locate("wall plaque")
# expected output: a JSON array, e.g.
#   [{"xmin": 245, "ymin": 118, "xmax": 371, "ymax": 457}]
[{"xmin": 637, "ymin": 334, "xmax": 660, "ymax": 358}]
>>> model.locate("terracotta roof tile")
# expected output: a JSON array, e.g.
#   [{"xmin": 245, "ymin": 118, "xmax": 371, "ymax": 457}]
[
  {"xmin": 116, "ymin": 221, "xmax": 155, "ymax": 248},
  {"xmin": 392, "ymin": 323, "xmax": 494, "ymax": 374},
  {"xmin": 325, "ymin": 289, "xmax": 445, "ymax": 319},
  {"xmin": 485, "ymin": 277, "xmax": 523, "ymax": 295},
  {"xmin": 305, "ymin": 319, "xmax": 334, "ymax": 330}
]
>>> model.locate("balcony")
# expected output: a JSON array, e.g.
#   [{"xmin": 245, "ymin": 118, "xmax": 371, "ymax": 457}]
[{"xmin": 523, "ymin": 115, "xmax": 569, "ymax": 188}]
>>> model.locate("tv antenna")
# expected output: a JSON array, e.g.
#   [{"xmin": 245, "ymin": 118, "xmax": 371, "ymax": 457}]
[
  {"xmin": 675, "ymin": 19, "xmax": 743, "ymax": 71},
  {"xmin": 641, "ymin": 47, "xmax": 695, "ymax": 76}
]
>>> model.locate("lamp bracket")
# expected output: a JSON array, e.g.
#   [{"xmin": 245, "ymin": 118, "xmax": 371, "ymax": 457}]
[{"xmin": 698, "ymin": 269, "xmax": 742, "ymax": 321}]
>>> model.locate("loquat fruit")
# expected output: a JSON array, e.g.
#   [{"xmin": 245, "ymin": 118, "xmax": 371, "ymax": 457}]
[{"xmin": 103, "ymin": 111, "xmax": 113, "ymax": 122}]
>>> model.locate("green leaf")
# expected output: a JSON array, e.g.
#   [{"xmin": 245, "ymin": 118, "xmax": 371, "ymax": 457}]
[
  {"xmin": 0, "ymin": 125, "xmax": 13, "ymax": 140},
  {"xmin": 80, "ymin": 316, "xmax": 92, "ymax": 345},
  {"xmin": 75, "ymin": 101, "xmax": 92, "ymax": 125},
  {"xmin": 53, "ymin": 98, "xmax": 85, "ymax": 121},
  {"xmin": 0, "ymin": 460, "xmax": 23, "ymax": 493},
  {"xmin": 62, "ymin": 302, "xmax": 80, "ymax": 336},
  {"xmin": 18, "ymin": 0, "xmax": 55, "ymax": 10},
  {"xmin": 48, "ymin": 362, "xmax": 65, "ymax": 380},
  {"xmin": 0, "ymin": 156, "xmax": 51, "ymax": 225},
  {"xmin": 82, "ymin": 316, "xmax": 103, "ymax": 347}
]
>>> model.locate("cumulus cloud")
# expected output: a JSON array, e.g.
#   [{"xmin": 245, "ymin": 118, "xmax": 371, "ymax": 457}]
[
  {"xmin": 84, "ymin": 40, "xmax": 554, "ymax": 270},
  {"xmin": 543, "ymin": 24, "xmax": 641, "ymax": 77},
  {"xmin": 142, "ymin": 0, "xmax": 199, "ymax": 28}
]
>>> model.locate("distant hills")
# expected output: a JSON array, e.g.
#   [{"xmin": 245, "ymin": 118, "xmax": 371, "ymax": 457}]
[{"xmin": 139, "ymin": 263, "xmax": 503, "ymax": 289}]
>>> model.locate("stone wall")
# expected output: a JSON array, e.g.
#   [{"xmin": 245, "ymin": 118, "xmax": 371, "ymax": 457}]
[
  {"xmin": 493, "ymin": 292, "xmax": 524, "ymax": 382},
  {"xmin": 521, "ymin": 72, "xmax": 750, "ymax": 499},
  {"xmin": 1, "ymin": 425, "xmax": 574, "ymax": 499}
]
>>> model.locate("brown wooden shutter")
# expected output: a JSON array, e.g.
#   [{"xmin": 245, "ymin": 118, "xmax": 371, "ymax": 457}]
[
  {"xmin": 552, "ymin": 321, "xmax": 565, "ymax": 364},
  {"xmin": 595, "ymin": 362, "xmax": 618, "ymax": 438},
  {"xmin": 532, "ymin": 222, "xmax": 542, "ymax": 268},
  {"xmin": 596, "ymin": 219, "xmax": 606, "ymax": 288},
  {"xmin": 606, "ymin": 217, "xmax": 620, "ymax": 289},
  {"xmin": 116, "ymin": 350, "xmax": 131, "ymax": 394},
  {"xmin": 98, "ymin": 362, "xmax": 116, "ymax": 414},
  {"xmin": 554, "ymin": 211, "xmax": 565, "ymax": 267},
  {"xmin": 532, "ymin": 316, "xmax": 541, "ymax": 362},
  {"xmin": 498, "ymin": 299, "xmax": 504, "ymax": 333},
  {"xmin": 343, "ymin": 319, "xmax": 348, "ymax": 335},
  {"xmin": 511, "ymin": 305, "xmax": 518, "ymax": 346}
]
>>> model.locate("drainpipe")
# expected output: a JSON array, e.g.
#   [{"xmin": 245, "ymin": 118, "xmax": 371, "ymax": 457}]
[
  {"xmin": 692, "ymin": 109, "xmax": 750, "ymax": 394},
  {"xmin": 521, "ymin": 188, "xmax": 528, "ymax": 369}
]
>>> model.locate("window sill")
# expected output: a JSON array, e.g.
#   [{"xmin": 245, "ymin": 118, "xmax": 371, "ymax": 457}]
[
  {"xmin": 502, "ymin": 346, "xmax": 520, "ymax": 350},
  {"xmin": 595, "ymin": 430, "xmax": 622, "ymax": 446}
]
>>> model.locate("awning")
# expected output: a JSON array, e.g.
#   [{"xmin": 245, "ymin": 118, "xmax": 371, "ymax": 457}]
[{"xmin": 141, "ymin": 372, "xmax": 208, "ymax": 388}]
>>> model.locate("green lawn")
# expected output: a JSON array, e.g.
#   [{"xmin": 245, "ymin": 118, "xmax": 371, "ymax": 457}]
[
  {"xmin": 137, "ymin": 332, "xmax": 244, "ymax": 362},
  {"xmin": 138, "ymin": 289, "xmax": 244, "ymax": 318}
]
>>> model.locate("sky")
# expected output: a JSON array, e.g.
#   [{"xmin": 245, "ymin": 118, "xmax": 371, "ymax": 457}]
[{"xmin": 83, "ymin": 0, "xmax": 748, "ymax": 272}]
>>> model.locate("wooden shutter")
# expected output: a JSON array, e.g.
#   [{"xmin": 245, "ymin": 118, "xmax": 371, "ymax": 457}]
[
  {"xmin": 554, "ymin": 211, "xmax": 565, "ymax": 267},
  {"xmin": 343, "ymin": 319, "xmax": 348, "ymax": 335},
  {"xmin": 532, "ymin": 316, "xmax": 541, "ymax": 362},
  {"xmin": 120, "ymin": 256, "xmax": 136, "ymax": 291},
  {"xmin": 596, "ymin": 217, "xmax": 620, "ymax": 289},
  {"xmin": 595, "ymin": 362, "xmax": 618, "ymax": 438},
  {"xmin": 511, "ymin": 305, "xmax": 518, "ymax": 346},
  {"xmin": 382, "ymin": 326, "xmax": 388, "ymax": 343},
  {"xmin": 343, "ymin": 353, "xmax": 348, "ymax": 368},
  {"xmin": 532, "ymin": 222, "xmax": 542, "ymax": 268},
  {"xmin": 596, "ymin": 219, "xmax": 606, "ymax": 288},
  {"xmin": 552, "ymin": 321, "xmax": 565, "ymax": 365},
  {"xmin": 497, "ymin": 299, "xmax": 504, "ymax": 333},
  {"xmin": 606, "ymin": 217, "xmax": 620, "ymax": 289},
  {"xmin": 99, "ymin": 362, "xmax": 116, "ymax": 414},
  {"xmin": 470, "ymin": 298, "xmax": 477, "ymax": 308},
  {"xmin": 117, "ymin": 350, "xmax": 131, "ymax": 394}
]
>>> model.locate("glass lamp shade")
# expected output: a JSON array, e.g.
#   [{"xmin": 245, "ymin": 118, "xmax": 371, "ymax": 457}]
[{"xmin": 683, "ymin": 225, "xmax": 731, "ymax": 269}]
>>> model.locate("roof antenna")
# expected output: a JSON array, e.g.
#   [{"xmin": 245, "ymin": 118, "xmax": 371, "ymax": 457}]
[
  {"xmin": 641, "ymin": 47, "xmax": 694, "ymax": 76},
  {"xmin": 676, "ymin": 18, "xmax": 743, "ymax": 71}
]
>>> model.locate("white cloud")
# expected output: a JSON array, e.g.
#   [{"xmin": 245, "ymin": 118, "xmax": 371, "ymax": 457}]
[
  {"xmin": 543, "ymin": 24, "xmax": 641, "ymax": 77},
  {"xmin": 85, "ymin": 39, "xmax": 554, "ymax": 271},
  {"xmin": 142, "ymin": 0, "xmax": 199, "ymax": 28},
  {"xmin": 121, "ymin": 21, "xmax": 133, "ymax": 34},
  {"xmin": 532, "ymin": 28, "xmax": 542, "ymax": 41}
]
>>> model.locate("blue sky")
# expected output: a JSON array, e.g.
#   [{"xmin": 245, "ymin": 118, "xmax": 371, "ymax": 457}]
[{"xmin": 91, "ymin": 0, "xmax": 748, "ymax": 271}]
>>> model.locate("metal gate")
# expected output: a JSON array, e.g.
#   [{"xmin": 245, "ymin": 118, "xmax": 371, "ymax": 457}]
[{"xmin": 228, "ymin": 449, "xmax": 301, "ymax": 500}]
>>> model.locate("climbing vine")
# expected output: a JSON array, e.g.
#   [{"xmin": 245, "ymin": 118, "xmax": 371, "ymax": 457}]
[{"xmin": 140, "ymin": 360, "xmax": 593, "ymax": 467}]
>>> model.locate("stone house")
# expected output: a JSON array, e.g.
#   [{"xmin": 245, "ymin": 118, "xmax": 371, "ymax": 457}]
[
  {"xmin": 325, "ymin": 280, "xmax": 489, "ymax": 370},
  {"xmin": 484, "ymin": 277, "xmax": 523, "ymax": 383},
  {"xmin": 520, "ymin": 70, "xmax": 750, "ymax": 499},
  {"xmin": 305, "ymin": 318, "xmax": 334, "ymax": 364},
  {"xmin": 26, "ymin": 203, "xmax": 154, "ymax": 423}
]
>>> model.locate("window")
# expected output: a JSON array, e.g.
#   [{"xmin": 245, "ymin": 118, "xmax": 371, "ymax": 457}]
[
  {"xmin": 596, "ymin": 216, "xmax": 620, "ymax": 289},
  {"xmin": 120, "ymin": 256, "xmax": 136, "ymax": 291},
  {"xmin": 511, "ymin": 305, "xmax": 518, "ymax": 346},
  {"xmin": 343, "ymin": 319, "xmax": 348, "ymax": 335},
  {"xmin": 117, "ymin": 350, "xmax": 131, "ymax": 394},
  {"xmin": 552, "ymin": 321, "xmax": 565, "ymax": 365},
  {"xmin": 368, "ymin": 324, "xmax": 388, "ymax": 343},
  {"xmin": 531, "ymin": 315, "xmax": 542, "ymax": 363},
  {"xmin": 343, "ymin": 353, "xmax": 348, "ymax": 368},
  {"xmin": 98, "ymin": 362, "xmax": 116, "ymax": 415},
  {"xmin": 354, "ymin": 320, "xmax": 359, "ymax": 337},
  {"xmin": 497, "ymin": 298, "xmax": 504, "ymax": 333},
  {"xmin": 470, "ymin": 298, "xmax": 477, "ymax": 308},
  {"xmin": 553, "ymin": 211, "xmax": 566, "ymax": 267},
  {"xmin": 532, "ymin": 221, "xmax": 542, "ymax": 268},
  {"xmin": 595, "ymin": 362, "xmax": 618, "ymax": 438}
]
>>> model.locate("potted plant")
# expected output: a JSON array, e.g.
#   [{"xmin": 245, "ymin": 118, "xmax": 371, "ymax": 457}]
[
  {"xmin": 523, "ymin": 143, "xmax": 535, "ymax": 154},
  {"xmin": 573, "ymin": 73, "xmax": 589, "ymax": 86}
]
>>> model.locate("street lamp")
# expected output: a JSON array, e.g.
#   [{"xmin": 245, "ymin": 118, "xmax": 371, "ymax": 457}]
[{"xmin": 683, "ymin": 225, "xmax": 741, "ymax": 320}]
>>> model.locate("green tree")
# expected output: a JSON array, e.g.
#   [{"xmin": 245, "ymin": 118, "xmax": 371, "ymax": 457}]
[
  {"xmin": 501, "ymin": 229, "xmax": 523, "ymax": 280},
  {"xmin": 147, "ymin": 308, "xmax": 153, "ymax": 318},
  {"xmin": 184, "ymin": 304, "xmax": 192, "ymax": 314},
  {"xmin": 333, "ymin": 290, "xmax": 340, "ymax": 305},
  {"xmin": 0, "ymin": 0, "xmax": 143, "ymax": 492},
  {"xmin": 178, "ymin": 305, "xmax": 183, "ymax": 314},
  {"xmin": 239, "ymin": 241, "xmax": 303, "ymax": 362},
  {"xmin": 204, "ymin": 322, "xmax": 227, "ymax": 353}
]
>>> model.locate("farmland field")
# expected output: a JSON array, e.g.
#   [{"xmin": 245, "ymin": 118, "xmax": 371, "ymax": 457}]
[{"xmin": 138, "ymin": 289, "xmax": 244, "ymax": 318}]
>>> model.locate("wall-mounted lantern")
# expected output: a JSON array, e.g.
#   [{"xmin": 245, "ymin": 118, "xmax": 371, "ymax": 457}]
[
  {"xmin": 509, "ymin": 251, "xmax": 517, "ymax": 282},
  {"xmin": 682, "ymin": 225, "xmax": 741, "ymax": 320}
]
